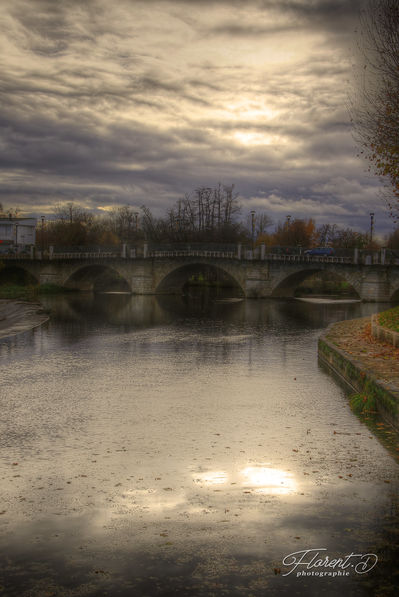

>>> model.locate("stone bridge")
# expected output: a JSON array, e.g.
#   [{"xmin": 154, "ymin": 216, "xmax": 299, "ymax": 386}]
[{"xmin": 2, "ymin": 251, "xmax": 399, "ymax": 301}]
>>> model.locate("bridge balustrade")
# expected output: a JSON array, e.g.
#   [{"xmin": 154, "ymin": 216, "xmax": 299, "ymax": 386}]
[
  {"xmin": 1, "ymin": 244, "xmax": 398, "ymax": 266},
  {"xmin": 149, "ymin": 250, "xmax": 235, "ymax": 259},
  {"xmin": 51, "ymin": 252, "xmax": 119, "ymax": 259}
]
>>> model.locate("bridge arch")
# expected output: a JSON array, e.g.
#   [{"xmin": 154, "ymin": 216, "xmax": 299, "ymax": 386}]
[
  {"xmin": 0, "ymin": 264, "xmax": 39, "ymax": 286},
  {"xmin": 270, "ymin": 267, "xmax": 361, "ymax": 299},
  {"xmin": 390, "ymin": 285, "xmax": 399, "ymax": 302},
  {"xmin": 155, "ymin": 262, "xmax": 245, "ymax": 296},
  {"xmin": 63, "ymin": 264, "xmax": 131, "ymax": 293}
]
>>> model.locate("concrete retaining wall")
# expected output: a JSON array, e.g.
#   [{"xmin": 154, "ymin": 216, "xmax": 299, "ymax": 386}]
[
  {"xmin": 318, "ymin": 327, "xmax": 399, "ymax": 430},
  {"xmin": 371, "ymin": 314, "xmax": 399, "ymax": 348}
]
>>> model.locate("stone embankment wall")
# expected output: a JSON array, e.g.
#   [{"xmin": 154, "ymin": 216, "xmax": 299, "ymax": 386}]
[
  {"xmin": 371, "ymin": 314, "xmax": 399, "ymax": 348},
  {"xmin": 318, "ymin": 325, "xmax": 399, "ymax": 431}
]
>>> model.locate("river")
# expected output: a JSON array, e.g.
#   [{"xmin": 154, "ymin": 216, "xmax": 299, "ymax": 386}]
[{"xmin": 0, "ymin": 293, "xmax": 398, "ymax": 597}]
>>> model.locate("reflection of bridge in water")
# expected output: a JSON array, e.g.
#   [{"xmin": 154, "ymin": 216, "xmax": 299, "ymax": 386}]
[{"xmin": 2, "ymin": 244, "xmax": 399, "ymax": 302}]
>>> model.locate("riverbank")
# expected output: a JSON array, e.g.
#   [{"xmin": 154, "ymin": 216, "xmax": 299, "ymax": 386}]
[
  {"xmin": 0, "ymin": 299, "xmax": 49, "ymax": 340},
  {"xmin": 319, "ymin": 316, "xmax": 399, "ymax": 431}
]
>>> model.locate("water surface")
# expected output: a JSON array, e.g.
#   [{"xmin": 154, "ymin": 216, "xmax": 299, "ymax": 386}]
[{"xmin": 0, "ymin": 294, "xmax": 398, "ymax": 596}]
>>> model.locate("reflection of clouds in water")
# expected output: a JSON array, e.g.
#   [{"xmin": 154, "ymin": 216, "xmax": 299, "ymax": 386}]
[
  {"xmin": 120, "ymin": 488, "xmax": 187, "ymax": 513},
  {"xmin": 193, "ymin": 471, "xmax": 229, "ymax": 485},
  {"xmin": 109, "ymin": 464, "xmax": 297, "ymax": 519}
]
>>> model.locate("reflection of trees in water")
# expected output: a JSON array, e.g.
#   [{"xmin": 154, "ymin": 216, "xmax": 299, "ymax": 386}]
[
  {"xmin": 41, "ymin": 294, "xmax": 168, "ymax": 337},
  {"xmin": 39, "ymin": 294, "xmax": 388, "ymax": 348},
  {"xmin": 275, "ymin": 300, "xmax": 381, "ymax": 329}
]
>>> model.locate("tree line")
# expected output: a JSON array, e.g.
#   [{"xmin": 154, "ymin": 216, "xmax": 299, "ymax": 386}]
[{"xmin": 20, "ymin": 187, "xmax": 397, "ymax": 250}]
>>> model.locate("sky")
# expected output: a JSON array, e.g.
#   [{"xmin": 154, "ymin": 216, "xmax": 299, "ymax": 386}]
[{"xmin": 0, "ymin": 0, "xmax": 394, "ymax": 236}]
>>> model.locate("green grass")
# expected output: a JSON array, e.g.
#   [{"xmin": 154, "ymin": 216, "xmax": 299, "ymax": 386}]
[
  {"xmin": 38, "ymin": 283, "xmax": 70, "ymax": 294},
  {"xmin": 0, "ymin": 284, "xmax": 35, "ymax": 299},
  {"xmin": 350, "ymin": 392, "xmax": 377, "ymax": 414},
  {"xmin": 0, "ymin": 283, "xmax": 70, "ymax": 299},
  {"xmin": 378, "ymin": 305, "xmax": 399, "ymax": 333}
]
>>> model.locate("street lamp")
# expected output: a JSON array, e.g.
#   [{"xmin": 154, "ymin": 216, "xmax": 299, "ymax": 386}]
[
  {"xmin": 41, "ymin": 216, "xmax": 45, "ymax": 255},
  {"xmin": 251, "ymin": 210, "xmax": 256, "ymax": 251},
  {"xmin": 369, "ymin": 212, "xmax": 375, "ymax": 243}
]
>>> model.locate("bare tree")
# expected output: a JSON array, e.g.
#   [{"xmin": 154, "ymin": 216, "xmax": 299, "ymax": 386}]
[
  {"xmin": 317, "ymin": 223, "xmax": 339, "ymax": 246},
  {"xmin": 106, "ymin": 205, "xmax": 141, "ymax": 242},
  {"xmin": 246, "ymin": 212, "xmax": 273, "ymax": 239},
  {"xmin": 351, "ymin": 0, "xmax": 399, "ymax": 221},
  {"xmin": 163, "ymin": 184, "xmax": 242, "ymax": 243},
  {"xmin": 54, "ymin": 202, "xmax": 93, "ymax": 225}
]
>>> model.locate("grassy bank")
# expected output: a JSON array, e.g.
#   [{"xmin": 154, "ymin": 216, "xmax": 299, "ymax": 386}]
[
  {"xmin": 378, "ymin": 305, "xmax": 399, "ymax": 333},
  {"xmin": 0, "ymin": 283, "xmax": 70, "ymax": 299}
]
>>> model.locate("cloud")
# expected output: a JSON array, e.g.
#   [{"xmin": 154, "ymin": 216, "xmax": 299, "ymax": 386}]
[{"xmin": 0, "ymin": 0, "xmax": 391, "ymax": 233}]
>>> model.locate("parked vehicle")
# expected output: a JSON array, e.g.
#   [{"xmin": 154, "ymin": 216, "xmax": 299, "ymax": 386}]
[{"xmin": 304, "ymin": 247, "xmax": 335, "ymax": 256}]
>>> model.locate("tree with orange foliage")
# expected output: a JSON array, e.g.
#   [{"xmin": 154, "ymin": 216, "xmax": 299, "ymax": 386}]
[{"xmin": 272, "ymin": 218, "xmax": 317, "ymax": 248}]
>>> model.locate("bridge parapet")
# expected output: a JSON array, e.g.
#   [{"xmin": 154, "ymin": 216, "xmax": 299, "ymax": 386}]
[{"xmin": 1, "ymin": 243, "xmax": 399, "ymax": 267}]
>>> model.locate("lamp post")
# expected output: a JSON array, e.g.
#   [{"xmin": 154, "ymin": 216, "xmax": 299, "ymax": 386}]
[
  {"xmin": 41, "ymin": 216, "xmax": 45, "ymax": 255},
  {"xmin": 251, "ymin": 210, "xmax": 256, "ymax": 251},
  {"xmin": 369, "ymin": 212, "xmax": 375, "ymax": 244},
  {"xmin": 285, "ymin": 216, "xmax": 291, "ymax": 252}
]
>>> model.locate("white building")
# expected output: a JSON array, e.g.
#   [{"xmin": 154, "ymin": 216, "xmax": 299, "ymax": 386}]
[{"xmin": 0, "ymin": 217, "xmax": 36, "ymax": 252}]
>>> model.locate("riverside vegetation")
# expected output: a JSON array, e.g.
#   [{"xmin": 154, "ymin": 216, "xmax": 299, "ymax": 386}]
[{"xmin": 378, "ymin": 305, "xmax": 399, "ymax": 332}]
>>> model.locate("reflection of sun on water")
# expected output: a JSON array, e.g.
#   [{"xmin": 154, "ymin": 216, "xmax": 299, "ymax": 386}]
[
  {"xmin": 191, "ymin": 466, "xmax": 297, "ymax": 495},
  {"xmin": 241, "ymin": 466, "xmax": 296, "ymax": 495}
]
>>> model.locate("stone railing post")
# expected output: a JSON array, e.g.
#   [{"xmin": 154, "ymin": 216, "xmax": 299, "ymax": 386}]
[
  {"xmin": 30, "ymin": 245, "xmax": 35, "ymax": 260},
  {"xmin": 49, "ymin": 245, "xmax": 54, "ymax": 260},
  {"xmin": 143, "ymin": 243, "xmax": 148, "ymax": 258},
  {"xmin": 353, "ymin": 248, "xmax": 358, "ymax": 264},
  {"xmin": 260, "ymin": 244, "xmax": 265, "ymax": 260},
  {"xmin": 237, "ymin": 243, "xmax": 242, "ymax": 260},
  {"xmin": 380, "ymin": 247, "xmax": 386, "ymax": 265},
  {"xmin": 121, "ymin": 243, "xmax": 127, "ymax": 258}
]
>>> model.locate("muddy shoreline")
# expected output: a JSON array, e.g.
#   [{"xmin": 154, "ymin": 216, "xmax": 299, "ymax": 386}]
[{"xmin": 0, "ymin": 299, "xmax": 49, "ymax": 340}]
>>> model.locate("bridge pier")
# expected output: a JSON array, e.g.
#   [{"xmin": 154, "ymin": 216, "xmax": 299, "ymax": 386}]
[{"xmin": 358, "ymin": 269, "xmax": 392, "ymax": 302}]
